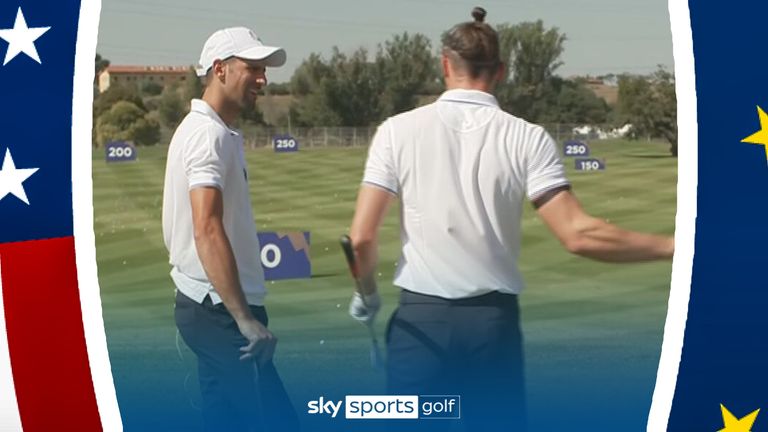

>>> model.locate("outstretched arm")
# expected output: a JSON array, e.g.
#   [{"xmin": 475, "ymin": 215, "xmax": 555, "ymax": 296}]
[{"xmin": 536, "ymin": 189, "xmax": 674, "ymax": 262}]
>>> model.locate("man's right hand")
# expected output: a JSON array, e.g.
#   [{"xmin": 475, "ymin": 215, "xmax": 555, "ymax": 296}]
[
  {"xmin": 349, "ymin": 291, "xmax": 382, "ymax": 325},
  {"xmin": 237, "ymin": 318, "xmax": 277, "ymax": 365},
  {"xmin": 191, "ymin": 187, "xmax": 277, "ymax": 364}
]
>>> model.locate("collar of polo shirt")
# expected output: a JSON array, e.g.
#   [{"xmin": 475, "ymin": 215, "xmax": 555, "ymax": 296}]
[
  {"xmin": 190, "ymin": 99, "xmax": 241, "ymax": 136},
  {"xmin": 438, "ymin": 89, "xmax": 499, "ymax": 107}
]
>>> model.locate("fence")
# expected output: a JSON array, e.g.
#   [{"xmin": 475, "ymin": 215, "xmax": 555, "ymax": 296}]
[
  {"xmin": 242, "ymin": 127, "xmax": 377, "ymax": 149},
  {"xmin": 236, "ymin": 124, "xmax": 632, "ymax": 149}
]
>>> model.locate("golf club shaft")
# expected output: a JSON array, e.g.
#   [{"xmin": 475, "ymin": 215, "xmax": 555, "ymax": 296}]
[
  {"xmin": 339, "ymin": 235, "xmax": 368, "ymax": 303},
  {"xmin": 340, "ymin": 235, "xmax": 384, "ymax": 368}
]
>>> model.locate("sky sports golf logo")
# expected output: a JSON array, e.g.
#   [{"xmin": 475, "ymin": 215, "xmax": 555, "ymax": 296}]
[{"xmin": 307, "ymin": 395, "xmax": 460, "ymax": 420}]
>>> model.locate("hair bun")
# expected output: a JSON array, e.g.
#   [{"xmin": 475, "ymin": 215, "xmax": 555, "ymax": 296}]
[{"xmin": 471, "ymin": 7, "xmax": 486, "ymax": 23}]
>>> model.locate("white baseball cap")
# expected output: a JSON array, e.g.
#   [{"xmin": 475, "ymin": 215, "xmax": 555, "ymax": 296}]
[{"xmin": 196, "ymin": 27, "xmax": 286, "ymax": 77}]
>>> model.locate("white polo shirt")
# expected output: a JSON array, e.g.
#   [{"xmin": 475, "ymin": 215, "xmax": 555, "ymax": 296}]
[
  {"xmin": 363, "ymin": 89, "xmax": 569, "ymax": 299},
  {"xmin": 162, "ymin": 99, "xmax": 266, "ymax": 306}
]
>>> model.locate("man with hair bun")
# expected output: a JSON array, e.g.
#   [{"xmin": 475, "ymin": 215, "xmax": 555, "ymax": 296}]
[{"xmin": 347, "ymin": 7, "xmax": 674, "ymax": 430}]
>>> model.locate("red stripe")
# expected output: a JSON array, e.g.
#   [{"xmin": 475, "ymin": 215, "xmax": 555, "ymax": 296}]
[{"xmin": 0, "ymin": 236, "xmax": 102, "ymax": 431}]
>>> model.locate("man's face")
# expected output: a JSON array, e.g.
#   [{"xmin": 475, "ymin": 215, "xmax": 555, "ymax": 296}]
[{"xmin": 222, "ymin": 57, "xmax": 267, "ymax": 109}]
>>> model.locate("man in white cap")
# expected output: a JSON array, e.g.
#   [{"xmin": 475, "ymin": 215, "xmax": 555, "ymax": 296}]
[{"xmin": 162, "ymin": 27, "xmax": 297, "ymax": 431}]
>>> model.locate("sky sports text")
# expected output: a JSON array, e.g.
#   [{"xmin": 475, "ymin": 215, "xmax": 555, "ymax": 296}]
[{"xmin": 307, "ymin": 395, "xmax": 460, "ymax": 419}]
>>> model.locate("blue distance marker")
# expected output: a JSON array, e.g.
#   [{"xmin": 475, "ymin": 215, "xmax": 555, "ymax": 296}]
[
  {"xmin": 105, "ymin": 141, "xmax": 137, "ymax": 163},
  {"xmin": 574, "ymin": 158, "xmax": 606, "ymax": 171},
  {"xmin": 273, "ymin": 134, "xmax": 299, "ymax": 153},
  {"xmin": 563, "ymin": 140, "xmax": 590, "ymax": 157}
]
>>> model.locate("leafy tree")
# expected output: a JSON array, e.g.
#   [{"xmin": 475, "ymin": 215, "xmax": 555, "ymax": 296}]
[
  {"xmin": 130, "ymin": 117, "xmax": 163, "ymax": 146},
  {"xmin": 325, "ymin": 47, "xmax": 385, "ymax": 125},
  {"xmin": 181, "ymin": 66, "xmax": 203, "ymax": 102},
  {"xmin": 500, "ymin": 20, "xmax": 565, "ymax": 86},
  {"xmin": 239, "ymin": 103, "xmax": 266, "ymax": 126},
  {"xmin": 290, "ymin": 95, "xmax": 342, "ymax": 127},
  {"xmin": 290, "ymin": 53, "xmax": 332, "ymax": 96},
  {"xmin": 550, "ymin": 78, "xmax": 610, "ymax": 124},
  {"xmin": 282, "ymin": 21, "xmax": 618, "ymax": 128},
  {"xmin": 288, "ymin": 35, "xmax": 437, "ymax": 126},
  {"xmin": 93, "ymin": 84, "xmax": 145, "ymax": 118},
  {"xmin": 265, "ymin": 82, "xmax": 290, "ymax": 95},
  {"xmin": 157, "ymin": 84, "xmax": 185, "ymax": 128},
  {"xmin": 376, "ymin": 32, "xmax": 437, "ymax": 116},
  {"xmin": 495, "ymin": 20, "xmax": 566, "ymax": 122},
  {"xmin": 92, "ymin": 84, "xmax": 146, "ymax": 146},
  {"xmin": 618, "ymin": 67, "xmax": 677, "ymax": 156},
  {"xmin": 288, "ymin": 53, "xmax": 337, "ymax": 125},
  {"xmin": 141, "ymin": 81, "xmax": 164, "ymax": 96},
  {"xmin": 95, "ymin": 101, "xmax": 161, "ymax": 147},
  {"xmin": 291, "ymin": 48, "xmax": 384, "ymax": 126},
  {"xmin": 422, "ymin": 77, "xmax": 446, "ymax": 95}
]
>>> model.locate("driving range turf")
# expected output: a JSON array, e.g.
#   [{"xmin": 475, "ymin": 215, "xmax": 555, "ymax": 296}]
[{"xmin": 94, "ymin": 139, "xmax": 676, "ymax": 431}]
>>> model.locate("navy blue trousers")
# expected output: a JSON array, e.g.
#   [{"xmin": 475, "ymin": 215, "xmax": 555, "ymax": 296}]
[
  {"xmin": 386, "ymin": 289, "xmax": 526, "ymax": 431},
  {"xmin": 174, "ymin": 291, "xmax": 298, "ymax": 432}
]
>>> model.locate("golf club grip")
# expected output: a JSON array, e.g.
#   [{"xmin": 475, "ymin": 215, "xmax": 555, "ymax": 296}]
[{"xmin": 339, "ymin": 235, "xmax": 358, "ymax": 279}]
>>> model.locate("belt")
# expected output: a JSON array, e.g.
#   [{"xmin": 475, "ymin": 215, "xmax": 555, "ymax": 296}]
[{"xmin": 399, "ymin": 289, "xmax": 518, "ymax": 307}]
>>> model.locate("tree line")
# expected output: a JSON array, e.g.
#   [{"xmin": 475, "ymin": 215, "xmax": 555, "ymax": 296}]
[{"xmin": 93, "ymin": 20, "xmax": 677, "ymax": 155}]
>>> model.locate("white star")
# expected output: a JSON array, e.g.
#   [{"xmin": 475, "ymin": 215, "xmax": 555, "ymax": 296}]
[
  {"xmin": 0, "ymin": 8, "xmax": 50, "ymax": 66},
  {"xmin": 0, "ymin": 149, "xmax": 39, "ymax": 205}
]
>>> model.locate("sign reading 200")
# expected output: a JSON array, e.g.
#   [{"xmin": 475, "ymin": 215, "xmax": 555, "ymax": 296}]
[{"xmin": 106, "ymin": 141, "xmax": 137, "ymax": 163}]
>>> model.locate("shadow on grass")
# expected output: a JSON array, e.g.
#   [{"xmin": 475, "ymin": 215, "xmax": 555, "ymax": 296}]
[
  {"xmin": 311, "ymin": 272, "xmax": 342, "ymax": 279},
  {"xmin": 622, "ymin": 153, "xmax": 674, "ymax": 159}
]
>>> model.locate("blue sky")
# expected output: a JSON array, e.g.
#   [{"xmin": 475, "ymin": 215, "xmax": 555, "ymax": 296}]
[{"xmin": 97, "ymin": 0, "xmax": 673, "ymax": 83}]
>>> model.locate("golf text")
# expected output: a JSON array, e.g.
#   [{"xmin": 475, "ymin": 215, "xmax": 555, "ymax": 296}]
[{"xmin": 306, "ymin": 395, "xmax": 460, "ymax": 419}]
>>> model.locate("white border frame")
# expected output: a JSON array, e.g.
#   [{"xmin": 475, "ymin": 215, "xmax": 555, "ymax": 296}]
[
  {"xmin": 647, "ymin": 0, "xmax": 698, "ymax": 429},
  {"xmin": 72, "ymin": 0, "xmax": 123, "ymax": 429}
]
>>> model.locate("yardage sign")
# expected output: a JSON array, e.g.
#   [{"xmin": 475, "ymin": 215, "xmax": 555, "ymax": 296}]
[
  {"xmin": 563, "ymin": 140, "xmax": 590, "ymax": 157},
  {"xmin": 105, "ymin": 141, "xmax": 137, "ymax": 163},
  {"xmin": 575, "ymin": 158, "xmax": 606, "ymax": 171},
  {"xmin": 257, "ymin": 231, "xmax": 311, "ymax": 280},
  {"xmin": 273, "ymin": 134, "xmax": 299, "ymax": 153}
]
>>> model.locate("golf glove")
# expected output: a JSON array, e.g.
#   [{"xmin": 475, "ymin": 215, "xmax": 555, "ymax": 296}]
[{"xmin": 349, "ymin": 292, "xmax": 381, "ymax": 324}]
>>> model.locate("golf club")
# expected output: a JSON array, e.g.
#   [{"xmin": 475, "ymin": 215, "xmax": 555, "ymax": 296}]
[{"xmin": 339, "ymin": 234, "xmax": 384, "ymax": 369}]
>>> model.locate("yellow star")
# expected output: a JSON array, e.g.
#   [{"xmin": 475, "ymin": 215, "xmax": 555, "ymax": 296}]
[
  {"xmin": 742, "ymin": 106, "xmax": 768, "ymax": 164},
  {"xmin": 718, "ymin": 404, "xmax": 760, "ymax": 432}
]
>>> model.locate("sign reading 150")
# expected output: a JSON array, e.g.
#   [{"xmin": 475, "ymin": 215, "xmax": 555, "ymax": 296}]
[
  {"xmin": 273, "ymin": 135, "xmax": 299, "ymax": 153},
  {"xmin": 575, "ymin": 158, "xmax": 606, "ymax": 171}
]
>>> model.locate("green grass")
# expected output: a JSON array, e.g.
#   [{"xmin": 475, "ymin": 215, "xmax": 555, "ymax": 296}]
[{"xmin": 95, "ymin": 139, "xmax": 676, "ymax": 431}]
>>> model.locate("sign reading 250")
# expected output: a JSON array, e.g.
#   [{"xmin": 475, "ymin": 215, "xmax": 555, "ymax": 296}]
[
  {"xmin": 563, "ymin": 140, "xmax": 590, "ymax": 157},
  {"xmin": 273, "ymin": 134, "xmax": 299, "ymax": 153}
]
